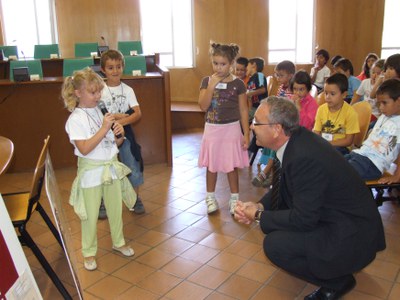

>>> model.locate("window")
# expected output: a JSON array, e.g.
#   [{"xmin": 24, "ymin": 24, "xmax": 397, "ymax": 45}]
[
  {"xmin": 268, "ymin": 0, "xmax": 315, "ymax": 64},
  {"xmin": 381, "ymin": 0, "xmax": 400, "ymax": 59},
  {"xmin": 0, "ymin": 0, "xmax": 57, "ymax": 58},
  {"xmin": 140, "ymin": 0, "xmax": 194, "ymax": 68}
]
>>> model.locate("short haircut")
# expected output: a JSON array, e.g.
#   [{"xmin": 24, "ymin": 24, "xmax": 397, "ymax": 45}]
[
  {"xmin": 384, "ymin": 53, "xmax": 400, "ymax": 77},
  {"xmin": 100, "ymin": 49, "xmax": 124, "ymax": 69},
  {"xmin": 248, "ymin": 57, "xmax": 264, "ymax": 72},
  {"xmin": 290, "ymin": 70, "xmax": 312, "ymax": 92},
  {"xmin": 372, "ymin": 59, "xmax": 385, "ymax": 70},
  {"xmin": 325, "ymin": 73, "xmax": 348, "ymax": 93},
  {"xmin": 334, "ymin": 58, "xmax": 354, "ymax": 75},
  {"xmin": 330, "ymin": 55, "xmax": 342, "ymax": 66},
  {"xmin": 261, "ymin": 96, "xmax": 299, "ymax": 136},
  {"xmin": 376, "ymin": 78, "xmax": 400, "ymax": 101},
  {"xmin": 236, "ymin": 56, "xmax": 249, "ymax": 67},
  {"xmin": 316, "ymin": 49, "xmax": 330, "ymax": 62},
  {"xmin": 275, "ymin": 60, "xmax": 296, "ymax": 75}
]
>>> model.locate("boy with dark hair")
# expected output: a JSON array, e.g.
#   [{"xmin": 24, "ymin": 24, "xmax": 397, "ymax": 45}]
[
  {"xmin": 246, "ymin": 57, "xmax": 268, "ymax": 119},
  {"xmin": 274, "ymin": 60, "xmax": 296, "ymax": 98},
  {"xmin": 313, "ymin": 73, "xmax": 360, "ymax": 155},
  {"xmin": 98, "ymin": 49, "xmax": 145, "ymax": 218},
  {"xmin": 235, "ymin": 56, "xmax": 249, "ymax": 85},
  {"xmin": 334, "ymin": 58, "xmax": 361, "ymax": 102},
  {"xmin": 346, "ymin": 79, "xmax": 400, "ymax": 182},
  {"xmin": 310, "ymin": 49, "xmax": 331, "ymax": 93}
]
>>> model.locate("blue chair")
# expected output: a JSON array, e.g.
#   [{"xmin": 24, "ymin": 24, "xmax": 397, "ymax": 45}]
[
  {"xmin": 10, "ymin": 60, "xmax": 43, "ymax": 81},
  {"xmin": 0, "ymin": 45, "xmax": 18, "ymax": 59},
  {"xmin": 123, "ymin": 55, "xmax": 147, "ymax": 75},
  {"xmin": 34, "ymin": 44, "xmax": 60, "ymax": 59},
  {"xmin": 118, "ymin": 41, "xmax": 143, "ymax": 56},
  {"xmin": 63, "ymin": 58, "xmax": 94, "ymax": 77},
  {"xmin": 74, "ymin": 43, "xmax": 98, "ymax": 58}
]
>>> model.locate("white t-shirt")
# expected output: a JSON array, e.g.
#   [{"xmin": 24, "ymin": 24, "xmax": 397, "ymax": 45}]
[
  {"xmin": 101, "ymin": 82, "xmax": 139, "ymax": 113},
  {"xmin": 356, "ymin": 78, "xmax": 380, "ymax": 118},
  {"xmin": 65, "ymin": 107, "xmax": 119, "ymax": 187},
  {"xmin": 354, "ymin": 114, "xmax": 400, "ymax": 172},
  {"xmin": 311, "ymin": 65, "xmax": 331, "ymax": 88}
]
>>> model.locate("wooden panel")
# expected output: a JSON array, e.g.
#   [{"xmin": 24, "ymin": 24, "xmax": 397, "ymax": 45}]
[
  {"xmin": 55, "ymin": 0, "xmax": 141, "ymax": 58},
  {"xmin": 0, "ymin": 73, "xmax": 171, "ymax": 172}
]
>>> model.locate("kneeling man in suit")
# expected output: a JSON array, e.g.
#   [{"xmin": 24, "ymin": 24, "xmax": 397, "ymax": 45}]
[{"xmin": 235, "ymin": 96, "xmax": 385, "ymax": 300}]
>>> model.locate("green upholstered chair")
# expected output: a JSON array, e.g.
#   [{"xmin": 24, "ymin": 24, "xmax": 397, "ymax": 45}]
[
  {"xmin": 9, "ymin": 59, "xmax": 43, "ymax": 81},
  {"xmin": 123, "ymin": 55, "xmax": 147, "ymax": 75},
  {"xmin": 0, "ymin": 45, "xmax": 18, "ymax": 59},
  {"xmin": 118, "ymin": 41, "xmax": 143, "ymax": 56},
  {"xmin": 34, "ymin": 44, "xmax": 60, "ymax": 59},
  {"xmin": 63, "ymin": 58, "xmax": 94, "ymax": 77},
  {"xmin": 74, "ymin": 42, "xmax": 98, "ymax": 57}
]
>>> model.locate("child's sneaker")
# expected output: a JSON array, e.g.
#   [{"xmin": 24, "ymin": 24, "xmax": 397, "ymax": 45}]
[
  {"xmin": 262, "ymin": 173, "xmax": 273, "ymax": 188},
  {"xmin": 229, "ymin": 198, "xmax": 238, "ymax": 215},
  {"xmin": 205, "ymin": 196, "xmax": 219, "ymax": 214},
  {"xmin": 130, "ymin": 197, "xmax": 145, "ymax": 214},
  {"xmin": 252, "ymin": 172, "xmax": 267, "ymax": 187},
  {"xmin": 98, "ymin": 200, "xmax": 107, "ymax": 219}
]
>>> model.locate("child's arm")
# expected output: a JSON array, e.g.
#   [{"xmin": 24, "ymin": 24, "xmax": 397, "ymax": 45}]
[
  {"xmin": 238, "ymin": 93, "xmax": 250, "ymax": 149},
  {"xmin": 350, "ymin": 93, "xmax": 361, "ymax": 105},
  {"xmin": 114, "ymin": 105, "xmax": 142, "ymax": 126},
  {"xmin": 370, "ymin": 75, "xmax": 384, "ymax": 99},
  {"xmin": 112, "ymin": 122, "xmax": 125, "ymax": 146},
  {"xmin": 199, "ymin": 74, "xmax": 222, "ymax": 111},
  {"xmin": 74, "ymin": 113, "xmax": 115, "ymax": 155},
  {"xmin": 246, "ymin": 86, "xmax": 267, "ymax": 99},
  {"xmin": 379, "ymin": 153, "xmax": 400, "ymax": 184},
  {"xmin": 330, "ymin": 134, "xmax": 355, "ymax": 148}
]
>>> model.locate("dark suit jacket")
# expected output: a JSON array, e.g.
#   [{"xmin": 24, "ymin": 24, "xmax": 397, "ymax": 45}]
[{"xmin": 259, "ymin": 127, "xmax": 385, "ymax": 279}]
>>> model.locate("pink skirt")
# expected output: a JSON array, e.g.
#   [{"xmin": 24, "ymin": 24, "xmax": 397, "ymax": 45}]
[{"xmin": 198, "ymin": 121, "xmax": 249, "ymax": 173}]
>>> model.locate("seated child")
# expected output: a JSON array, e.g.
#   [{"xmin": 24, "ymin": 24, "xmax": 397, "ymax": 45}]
[
  {"xmin": 346, "ymin": 79, "xmax": 400, "ymax": 182},
  {"xmin": 351, "ymin": 59, "xmax": 385, "ymax": 123},
  {"xmin": 356, "ymin": 53, "xmax": 378, "ymax": 81},
  {"xmin": 371, "ymin": 53, "xmax": 400, "ymax": 99},
  {"xmin": 290, "ymin": 70, "xmax": 318, "ymax": 130},
  {"xmin": 330, "ymin": 55, "xmax": 343, "ymax": 72},
  {"xmin": 235, "ymin": 56, "xmax": 250, "ymax": 86},
  {"xmin": 246, "ymin": 57, "xmax": 268, "ymax": 119},
  {"xmin": 313, "ymin": 73, "xmax": 360, "ymax": 155},
  {"xmin": 251, "ymin": 61, "xmax": 295, "ymax": 187},
  {"xmin": 274, "ymin": 60, "xmax": 296, "ymax": 98},
  {"xmin": 310, "ymin": 49, "xmax": 331, "ymax": 93},
  {"xmin": 333, "ymin": 58, "xmax": 361, "ymax": 102}
]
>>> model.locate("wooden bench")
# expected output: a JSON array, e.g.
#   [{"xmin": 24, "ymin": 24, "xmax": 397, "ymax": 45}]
[
  {"xmin": 171, "ymin": 101, "xmax": 205, "ymax": 130},
  {"xmin": 366, "ymin": 174, "xmax": 400, "ymax": 206}
]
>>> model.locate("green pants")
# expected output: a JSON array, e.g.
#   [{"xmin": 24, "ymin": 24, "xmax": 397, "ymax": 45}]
[{"xmin": 80, "ymin": 179, "xmax": 125, "ymax": 257}]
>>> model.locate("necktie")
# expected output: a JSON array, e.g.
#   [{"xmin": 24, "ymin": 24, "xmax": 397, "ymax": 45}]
[{"xmin": 270, "ymin": 158, "xmax": 281, "ymax": 210}]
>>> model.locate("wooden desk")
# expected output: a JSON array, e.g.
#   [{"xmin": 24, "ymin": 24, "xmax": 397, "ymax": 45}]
[
  {"xmin": 0, "ymin": 54, "xmax": 159, "ymax": 79},
  {"xmin": 0, "ymin": 64, "xmax": 171, "ymax": 172},
  {"xmin": 0, "ymin": 136, "xmax": 14, "ymax": 175}
]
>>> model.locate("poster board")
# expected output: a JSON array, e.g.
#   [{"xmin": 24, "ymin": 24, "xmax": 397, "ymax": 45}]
[
  {"xmin": 44, "ymin": 154, "xmax": 83, "ymax": 300},
  {"xmin": 0, "ymin": 195, "xmax": 42, "ymax": 300}
]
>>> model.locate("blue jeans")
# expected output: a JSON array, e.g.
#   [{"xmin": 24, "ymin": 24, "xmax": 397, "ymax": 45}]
[
  {"xmin": 119, "ymin": 139, "xmax": 144, "ymax": 188},
  {"xmin": 345, "ymin": 152, "xmax": 382, "ymax": 180}
]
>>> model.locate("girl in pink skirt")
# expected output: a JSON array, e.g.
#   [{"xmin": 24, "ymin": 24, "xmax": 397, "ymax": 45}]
[{"xmin": 198, "ymin": 42, "xmax": 250, "ymax": 215}]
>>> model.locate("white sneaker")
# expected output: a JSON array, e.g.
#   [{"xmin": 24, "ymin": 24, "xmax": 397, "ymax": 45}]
[
  {"xmin": 84, "ymin": 257, "xmax": 97, "ymax": 271},
  {"xmin": 229, "ymin": 198, "xmax": 238, "ymax": 215},
  {"xmin": 205, "ymin": 196, "xmax": 219, "ymax": 214}
]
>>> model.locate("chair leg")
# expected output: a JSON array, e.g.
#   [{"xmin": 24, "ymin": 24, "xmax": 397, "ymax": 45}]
[
  {"xmin": 249, "ymin": 148, "xmax": 259, "ymax": 166},
  {"xmin": 19, "ymin": 227, "xmax": 72, "ymax": 300},
  {"xmin": 36, "ymin": 202, "xmax": 63, "ymax": 247}
]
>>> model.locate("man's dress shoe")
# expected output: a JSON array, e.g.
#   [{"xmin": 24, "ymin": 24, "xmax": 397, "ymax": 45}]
[{"xmin": 304, "ymin": 276, "xmax": 356, "ymax": 300}]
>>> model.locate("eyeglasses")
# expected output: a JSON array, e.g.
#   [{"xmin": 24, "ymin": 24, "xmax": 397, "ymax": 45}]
[{"xmin": 251, "ymin": 119, "xmax": 277, "ymax": 126}]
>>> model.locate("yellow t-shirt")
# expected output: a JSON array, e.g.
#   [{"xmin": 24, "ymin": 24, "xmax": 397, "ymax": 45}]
[{"xmin": 313, "ymin": 102, "xmax": 360, "ymax": 141}]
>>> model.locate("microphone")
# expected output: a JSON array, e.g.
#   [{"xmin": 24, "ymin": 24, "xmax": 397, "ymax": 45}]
[{"xmin": 98, "ymin": 101, "xmax": 122, "ymax": 138}]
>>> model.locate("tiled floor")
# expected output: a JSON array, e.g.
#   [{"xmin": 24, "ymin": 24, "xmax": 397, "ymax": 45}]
[{"xmin": 2, "ymin": 128, "xmax": 400, "ymax": 299}]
